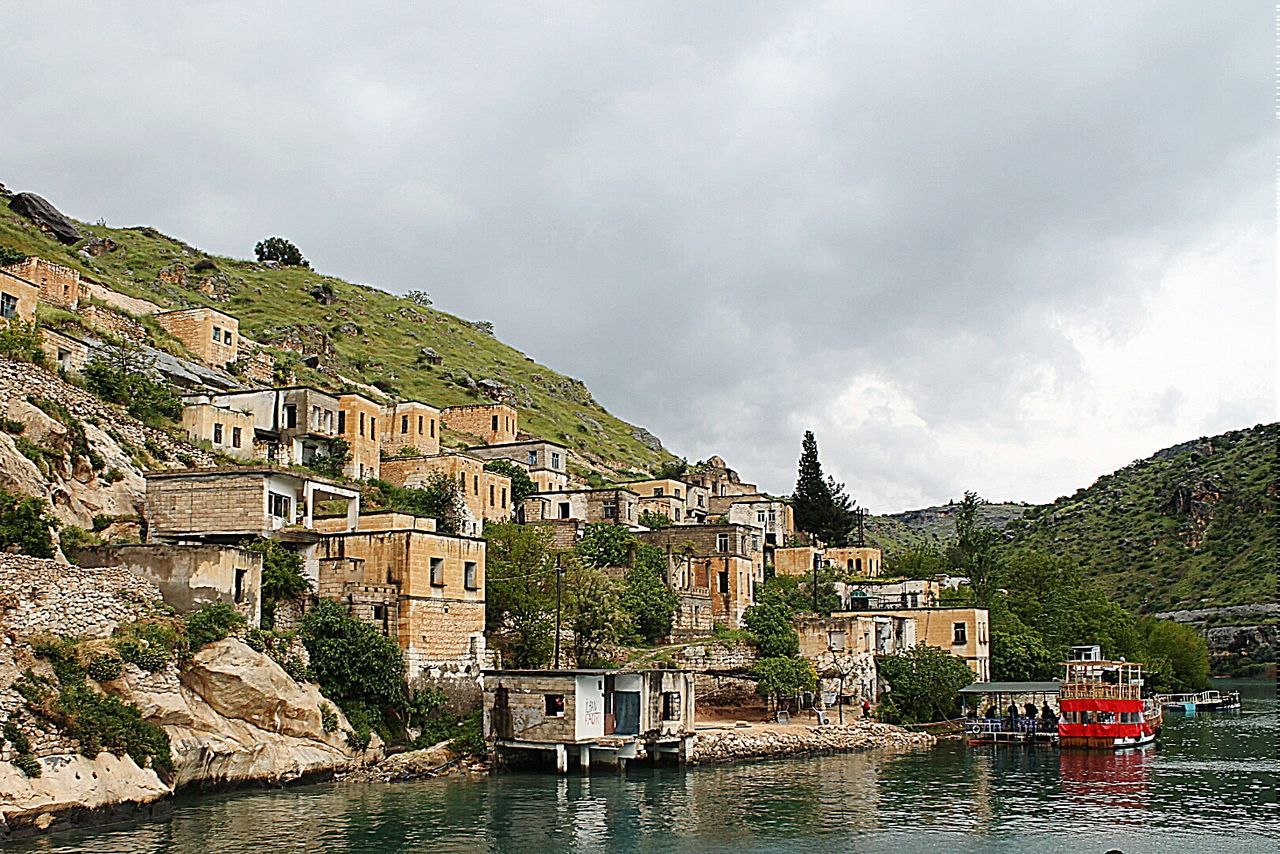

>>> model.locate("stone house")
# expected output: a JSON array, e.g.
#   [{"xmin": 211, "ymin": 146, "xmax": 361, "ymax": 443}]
[
  {"xmin": 442, "ymin": 403, "xmax": 517, "ymax": 445},
  {"xmin": 465, "ymin": 439, "xmax": 570, "ymax": 493},
  {"xmin": 2, "ymin": 257, "xmax": 85, "ymax": 310},
  {"xmin": 181, "ymin": 396, "xmax": 257, "ymax": 461},
  {"xmin": 153, "ymin": 306, "xmax": 240, "ymax": 369},
  {"xmin": 338, "ymin": 392, "xmax": 381, "ymax": 480},
  {"xmin": 775, "ymin": 545, "xmax": 884, "ymax": 579},
  {"xmin": 71, "ymin": 543, "xmax": 263, "ymax": 628},
  {"xmin": 833, "ymin": 606, "xmax": 991, "ymax": 681},
  {"xmin": 685, "ymin": 455, "xmax": 759, "ymax": 499},
  {"xmin": 38, "ymin": 328, "xmax": 91, "ymax": 374},
  {"xmin": 0, "ymin": 268, "xmax": 38, "ymax": 324},
  {"xmin": 483, "ymin": 669, "xmax": 696, "ymax": 773},
  {"xmin": 381, "ymin": 400, "xmax": 441, "ymax": 457},
  {"xmin": 794, "ymin": 612, "xmax": 917, "ymax": 708},
  {"xmin": 520, "ymin": 487, "xmax": 639, "ymax": 526},
  {"xmin": 618, "ymin": 478, "xmax": 710, "ymax": 525},
  {"xmin": 203, "ymin": 386, "xmax": 343, "ymax": 468},
  {"xmin": 379, "ymin": 451, "xmax": 512, "ymax": 537},
  {"xmin": 723, "ymin": 497, "xmax": 795, "ymax": 558},
  {"xmin": 636, "ymin": 523, "xmax": 766, "ymax": 628},
  {"xmin": 312, "ymin": 511, "xmax": 487, "ymax": 683},
  {"xmin": 838, "ymin": 579, "xmax": 942, "ymax": 610}
]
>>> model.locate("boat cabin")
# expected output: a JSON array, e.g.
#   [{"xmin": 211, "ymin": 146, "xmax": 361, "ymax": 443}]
[
  {"xmin": 483, "ymin": 668, "xmax": 697, "ymax": 773},
  {"xmin": 960, "ymin": 681, "xmax": 1061, "ymax": 744},
  {"xmin": 1058, "ymin": 659, "xmax": 1161, "ymax": 749}
]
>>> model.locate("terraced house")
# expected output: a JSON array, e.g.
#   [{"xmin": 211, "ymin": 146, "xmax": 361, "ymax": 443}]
[
  {"xmin": 380, "ymin": 451, "xmax": 512, "ymax": 537},
  {"xmin": 466, "ymin": 439, "xmax": 571, "ymax": 493},
  {"xmin": 381, "ymin": 400, "xmax": 441, "ymax": 457},
  {"xmin": 201, "ymin": 386, "xmax": 343, "ymax": 468}
]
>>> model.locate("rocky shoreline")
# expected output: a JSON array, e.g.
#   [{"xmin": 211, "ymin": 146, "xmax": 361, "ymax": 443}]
[{"xmin": 690, "ymin": 721, "xmax": 934, "ymax": 764}]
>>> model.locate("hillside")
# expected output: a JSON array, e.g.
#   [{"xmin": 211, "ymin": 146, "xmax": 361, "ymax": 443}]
[
  {"xmin": 0, "ymin": 189, "xmax": 674, "ymax": 479},
  {"xmin": 866, "ymin": 502, "xmax": 1030, "ymax": 556}
]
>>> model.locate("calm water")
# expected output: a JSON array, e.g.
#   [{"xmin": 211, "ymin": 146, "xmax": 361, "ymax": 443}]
[{"xmin": 15, "ymin": 680, "xmax": 1277, "ymax": 853}]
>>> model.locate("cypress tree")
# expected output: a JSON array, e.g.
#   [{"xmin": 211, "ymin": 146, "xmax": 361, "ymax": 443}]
[{"xmin": 792, "ymin": 431, "xmax": 855, "ymax": 546}]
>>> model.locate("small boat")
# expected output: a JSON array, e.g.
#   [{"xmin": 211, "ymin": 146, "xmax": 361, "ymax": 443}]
[
  {"xmin": 1058, "ymin": 657, "xmax": 1161, "ymax": 750},
  {"xmin": 1157, "ymin": 689, "xmax": 1242, "ymax": 713}
]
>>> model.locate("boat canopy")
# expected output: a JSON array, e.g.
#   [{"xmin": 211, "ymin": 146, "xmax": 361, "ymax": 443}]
[{"xmin": 959, "ymin": 681, "xmax": 1061, "ymax": 696}]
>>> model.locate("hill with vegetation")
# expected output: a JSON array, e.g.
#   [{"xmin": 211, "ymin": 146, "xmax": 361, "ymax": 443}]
[
  {"xmin": 866, "ymin": 501, "xmax": 1029, "ymax": 556},
  {"xmin": 0, "ymin": 190, "xmax": 674, "ymax": 480}
]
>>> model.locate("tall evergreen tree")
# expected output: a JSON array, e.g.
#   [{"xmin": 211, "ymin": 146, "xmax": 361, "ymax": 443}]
[{"xmin": 792, "ymin": 431, "xmax": 856, "ymax": 546}]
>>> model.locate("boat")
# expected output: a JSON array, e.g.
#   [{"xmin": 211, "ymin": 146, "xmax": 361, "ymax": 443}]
[
  {"xmin": 958, "ymin": 681, "xmax": 1062, "ymax": 745},
  {"xmin": 1058, "ymin": 656, "xmax": 1162, "ymax": 750},
  {"xmin": 1158, "ymin": 689, "xmax": 1242, "ymax": 713}
]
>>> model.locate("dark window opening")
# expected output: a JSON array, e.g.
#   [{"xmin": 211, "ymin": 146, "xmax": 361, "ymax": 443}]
[
  {"xmin": 283, "ymin": 404, "xmax": 298, "ymax": 429},
  {"xmin": 544, "ymin": 694, "xmax": 565, "ymax": 717},
  {"xmin": 213, "ymin": 423, "xmax": 223, "ymax": 444},
  {"xmin": 233, "ymin": 568, "xmax": 246, "ymax": 603},
  {"xmin": 953, "ymin": 622, "xmax": 968, "ymax": 645},
  {"xmin": 491, "ymin": 415, "xmax": 499, "ymax": 431},
  {"xmin": 464, "ymin": 561, "xmax": 478, "ymax": 590},
  {"xmin": 717, "ymin": 571, "xmax": 729, "ymax": 594},
  {"xmin": 662, "ymin": 692, "xmax": 682, "ymax": 721},
  {"xmin": 401, "ymin": 415, "xmax": 409, "ymax": 434},
  {"xmin": 232, "ymin": 426, "xmax": 242, "ymax": 448},
  {"xmin": 430, "ymin": 557, "xmax": 445, "ymax": 586}
]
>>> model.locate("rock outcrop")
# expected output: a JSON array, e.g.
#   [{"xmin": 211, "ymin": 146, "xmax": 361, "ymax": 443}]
[{"xmin": 7, "ymin": 193, "xmax": 81, "ymax": 245}]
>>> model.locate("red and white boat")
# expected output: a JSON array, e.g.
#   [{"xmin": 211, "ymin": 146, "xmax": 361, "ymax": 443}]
[{"xmin": 1058, "ymin": 656, "xmax": 1162, "ymax": 749}]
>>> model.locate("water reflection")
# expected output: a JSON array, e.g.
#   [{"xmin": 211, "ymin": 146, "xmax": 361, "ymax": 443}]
[{"xmin": 14, "ymin": 681, "xmax": 1278, "ymax": 854}]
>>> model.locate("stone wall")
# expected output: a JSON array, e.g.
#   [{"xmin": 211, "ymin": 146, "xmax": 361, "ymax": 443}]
[
  {"xmin": 77, "ymin": 303, "xmax": 146, "ymax": 340},
  {"xmin": 0, "ymin": 270, "xmax": 38, "ymax": 324},
  {"xmin": 154, "ymin": 308, "xmax": 239, "ymax": 369},
  {"xmin": 3, "ymin": 258, "xmax": 83, "ymax": 310},
  {"xmin": 145, "ymin": 472, "xmax": 266, "ymax": 538},
  {"xmin": 441, "ymin": 404, "xmax": 517, "ymax": 445},
  {"xmin": 380, "ymin": 401, "xmax": 441, "ymax": 457}
]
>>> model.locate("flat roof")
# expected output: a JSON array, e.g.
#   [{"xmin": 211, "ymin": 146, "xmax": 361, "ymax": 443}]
[
  {"xmin": 531, "ymin": 487, "xmax": 640, "ymax": 496},
  {"xmin": 154, "ymin": 305, "xmax": 237, "ymax": 320},
  {"xmin": 467, "ymin": 439, "xmax": 570, "ymax": 451},
  {"xmin": 959, "ymin": 681, "xmax": 1061, "ymax": 695},
  {"xmin": 143, "ymin": 465, "xmax": 357, "ymax": 491}
]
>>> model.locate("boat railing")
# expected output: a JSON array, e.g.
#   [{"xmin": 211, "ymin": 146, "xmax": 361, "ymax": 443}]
[
  {"xmin": 964, "ymin": 717, "xmax": 1058, "ymax": 736},
  {"xmin": 1059, "ymin": 683, "xmax": 1140, "ymax": 700}
]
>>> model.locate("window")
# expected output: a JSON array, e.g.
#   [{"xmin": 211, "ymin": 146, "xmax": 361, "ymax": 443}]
[
  {"xmin": 283, "ymin": 404, "xmax": 298, "ymax": 429},
  {"xmin": 674, "ymin": 508, "xmax": 681, "ymax": 521},
  {"xmin": 768, "ymin": 509, "xmax": 776, "ymax": 522},
  {"xmin": 697, "ymin": 494, "xmax": 704, "ymax": 507},
  {"xmin": 232, "ymin": 426, "xmax": 242, "ymax": 448},
  {"xmin": 757, "ymin": 511, "xmax": 766, "ymax": 524},
  {"xmin": 602, "ymin": 499, "xmax": 617, "ymax": 519},
  {"xmin": 459, "ymin": 472, "xmax": 466, "ymax": 489},
  {"xmin": 0, "ymin": 292, "xmax": 17, "ymax": 319},
  {"xmin": 528, "ymin": 450, "xmax": 538, "ymax": 466},
  {"xmin": 501, "ymin": 487, "xmax": 507, "ymax": 506},
  {"xmin": 828, "ymin": 630, "xmax": 846, "ymax": 651},
  {"xmin": 551, "ymin": 452, "xmax": 561, "ymax": 469},
  {"xmin": 311, "ymin": 406, "xmax": 322, "ymax": 430},
  {"xmin": 268, "ymin": 492, "xmax": 291, "ymax": 519},
  {"xmin": 359, "ymin": 411, "xmax": 366, "ymax": 436},
  {"xmin": 401, "ymin": 415, "xmax": 409, "ymax": 434},
  {"xmin": 234, "ymin": 569, "xmax": 246, "ymax": 604},
  {"xmin": 491, "ymin": 415, "xmax": 499, "ymax": 431},
  {"xmin": 717, "ymin": 571, "xmax": 729, "ymax": 594},
  {"xmin": 654, "ymin": 487, "xmax": 664, "ymax": 497},
  {"xmin": 430, "ymin": 419, "xmax": 435, "ymax": 438},
  {"xmin": 464, "ymin": 561, "xmax": 478, "ymax": 590},
  {"xmin": 544, "ymin": 694, "xmax": 565, "ymax": 717},
  {"xmin": 213, "ymin": 423, "xmax": 223, "ymax": 443},
  {"xmin": 223, "ymin": 330, "xmax": 233, "ymax": 345},
  {"xmin": 674, "ymin": 488, "xmax": 681, "ymax": 499},
  {"xmin": 716, "ymin": 533, "xmax": 729, "ymax": 552},
  {"xmin": 662, "ymin": 692, "xmax": 682, "ymax": 721},
  {"xmin": 952, "ymin": 622, "xmax": 968, "ymax": 645},
  {"xmin": 489, "ymin": 484, "xmax": 495, "ymax": 506},
  {"xmin": 751, "ymin": 535, "xmax": 759, "ymax": 551},
  {"xmin": 855, "ymin": 558, "xmax": 863, "ymax": 573},
  {"xmin": 337, "ymin": 410, "xmax": 346, "ymax": 433},
  {"xmin": 417, "ymin": 415, "xmax": 424, "ymax": 435},
  {"xmin": 212, "ymin": 325, "xmax": 222, "ymax": 342},
  {"xmin": 370, "ymin": 416, "xmax": 376, "ymax": 435},
  {"xmin": 473, "ymin": 475, "xmax": 479, "ymax": 495},
  {"xmin": 558, "ymin": 502, "xmax": 571, "ymax": 519},
  {"xmin": 430, "ymin": 557, "xmax": 445, "ymax": 587}
]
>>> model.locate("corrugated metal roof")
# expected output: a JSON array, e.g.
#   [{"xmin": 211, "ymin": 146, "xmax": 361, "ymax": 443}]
[{"xmin": 959, "ymin": 681, "xmax": 1061, "ymax": 694}]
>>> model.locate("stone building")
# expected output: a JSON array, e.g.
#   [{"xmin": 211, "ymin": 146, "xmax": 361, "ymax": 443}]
[
  {"xmin": 379, "ymin": 451, "xmax": 512, "ymax": 537},
  {"xmin": 775, "ymin": 545, "xmax": 884, "ymax": 579},
  {"xmin": 520, "ymin": 487, "xmax": 639, "ymax": 526},
  {"xmin": 838, "ymin": 579, "xmax": 942, "ymax": 610},
  {"xmin": 181, "ymin": 397, "xmax": 256, "ymax": 461},
  {"xmin": 723, "ymin": 497, "xmax": 795, "ymax": 557},
  {"xmin": 619, "ymin": 478, "xmax": 710, "ymax": 525},
  {"xmin": 312, "ymin": 511, "xmax": 487, "ymax": 683},
  {"xmin": 203, "ymin": 386, "xmax": 343, "ymax": 468},
  {"xmin": 2, "ymin": 257, "xmax": 84, "ymax": 310},
  {"xmin": 685, "ymin": 455, "xmax": 759, "ymax": 499},
  {"xmin": 338, "ymin": 392, "xmax": 381, "ymax": 480},
  {"xmin": 636, "ymin": 523, "xmax": 765, "ymax": 628},
  {"xmin": 442, "ymin": 403, "xmax": 517, "ymax": 445},
  {"xmin": 794, "ymin": 612, "xmax": 917, "ymax": 709},
  {"xmin": 153, "ymin": 306, "xmax": 241, "ymax": 370},
  {"xmin": 833, "ymin": 606, "xmax": 990, "ymax": 681},
  {"xmin": 381, "ymin": 400, "xmax": 441, "ymax": 457},
  {"xmin": 72, "ymin": 543, "xmax": 263, "ymax": 628},
  {"xmin": 465, "ymin": 439, "xmax": 570, "ymax": 493},
  {"xmin": 38, "ymin": 328, "xmax": 90, "ymax": 373},
  {"xmin": 483, "ymin": 669, "xmax": 696, "ymax": 773},
  {"xmin": 0, "ymin": 268, "xmax": 38, "ymax": 324}
]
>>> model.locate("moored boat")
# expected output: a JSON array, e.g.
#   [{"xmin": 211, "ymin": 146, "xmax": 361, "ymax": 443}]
[{"xmin": 1058, "ymin": 657, "xmax": 1161, "ymax": 750}]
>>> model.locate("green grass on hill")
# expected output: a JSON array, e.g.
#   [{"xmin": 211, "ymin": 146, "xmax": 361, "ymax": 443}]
[{"xmin": 0, "ymin": 200, "xmax": 675, "ymax": 478}]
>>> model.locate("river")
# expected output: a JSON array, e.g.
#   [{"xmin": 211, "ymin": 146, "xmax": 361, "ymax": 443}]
[{"xmin": 14, "ymin": 680, "xmax": 1277, "ymax": 853}]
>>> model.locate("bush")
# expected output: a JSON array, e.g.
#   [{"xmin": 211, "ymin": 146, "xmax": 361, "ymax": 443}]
[
  {"xmin": 875, "ymin": 645, "xmax": 976, "ymax": 725},
  {"xmin": 113, "ymin": 619, "xmax": 186, "ymax": 672},
  {"xmin": 637, "ymin": 510, "xmax": 674, "ymax": 529},
  {"xmin": 85, "ymin": 652, "xmax": 124, "ymax": 682},
  {"xmin": 482, "ymin": 459, "xmax": 537, "ymax": 504},
  {"xmin": 0, "ymin": 320, "xmax": 43, "ymax": 363},
  {"xmin": 114, "ymin": 638, "xmax": 170, "ymax": 673},
  {"xmin": 82, "ymin": 343, "xmax": 181, "ymax": 425},
  {"xmin": 0, "ymin": 489, "xmax": 58, "ymax": 558},
  {"xmin": 742, "ymin": 599, "xmax": 799, "ymax": 658},
  {"xmin": 301, "ymin": 599, "xmax": 406, "ymax": 734},
  {"xmin": 59, "ymin": 525, "xmax": 103, "ymax": 556},
  {"xmin": 0, "ymin": 245, "xmax": 27, "ymax": 266},
  {"xmin": 308, "ymin": 438, "xmax": 350, "ymax": 479},
  {"xmin": 320, "ymin": 703, "xmax": 339, "ymax": 733},
  {"xmin": 752, "ymin": 657, "xmax": 817, "ymax": 707},
  {"xmin": 449, "ymin": 710, "xmax": 486, "ymax": 757},
  {"xmin": 254, "ymin": 236, "xmax": 310, "ymax": 268},
  {"xmin": 185, "ymin": 602, "xmax": 246, "ymax": 650},
  {"xmin": 12, "ymin": 754, "xmax": 42, "ymax": 777},
  {"xmin": 244, "ymin": 628, "xmax": 268, "ymax": 652},
  {"xmin": 244, "ymin": 537, "xmax": 311, "ymax": 628}
]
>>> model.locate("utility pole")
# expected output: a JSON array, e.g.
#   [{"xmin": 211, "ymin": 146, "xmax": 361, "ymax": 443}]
[
  {"xmin": 554, "ymin": 553, "xmax": 566, "ymax": 669},
  {"xmin": 812, "ymin": 549, "xmax": 820, "ymax": 613},
  {"xmin": 853, "ymin": 507, "xmax": 868, "ymax": 547}
]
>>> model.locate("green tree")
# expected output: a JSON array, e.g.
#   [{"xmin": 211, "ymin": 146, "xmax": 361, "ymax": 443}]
[
  {"xmin": 243, "ymin": 537, "xmax": 311, "ymax": 628},
  {"xmin": 0, "ymin": 490, "xmax": 58, "ymax": 557},
  {"xmin": 759, "ymin": 571, "xmax": 841, "ymax": 616},
  {"xmin": 638, "ymin": 509, "xmax": 674, "ymax": 529},
  {"xmin": 620, "ymin": 545, "xmax": 678, "ymax": 643},
  {"xmin": 988, "ymin": 603, "xmax": 1057, "ymax": 681},
  {"xmin": 742, "ymin": 597, "xmax": 799, "ymax": 658},
  {"xmin": 0, "ymin": 320, "xmax": 44, "ymax": 363},
  {"xmin": 566, "ymin": 561, "xmax": 624, "ymax": 667},
  {"xmin": 753, "ymin": 656, "xmax": 817, "ymax": 709},
  {"xmin": 483, "ymin": 522, "xmax": 558, "ymax": 667},
  {"xmin": 875, "ymin": 645, "xmax": 975, "ymax": 724},
  {"xmin": 82, "ymin": 341, "xmax": 181, "ymax": 425},
  {"xmin": 254, "ymin": 236, "xmax": 310, "ymax": 268},
  {"xmin": 950, "ymin": 491, "xmax": 1001, "ymax": 606},
  {"xmin": 575, "ymin": 521, "xmax": 634, "ymax": 567},
  {"xmin": 891, "ymin": 546, "xmax": 947, "ymax": 578},
  {"xmin": 1139, "ymin": 617, "xmax": 1210, "ymax": 692},
  {"xmin": 792, "ymin": 431, "xmax": 855, "ymax": 546},
  {"xmin": 369, "ymin": 473, "xmax": 466, "ymax": 535},
  {"xmin": 654, "ymin": 458, "xmax": 688, "ymax": 480},
  {"xmin": 300, "ymin": 599, "xmax": 406, "ymax": 736},
  {"xmin": 308, "ymin": 439, "xmax": 350, "ymax": 479},
  {"xmin": 482, "ymin": 459, "xmax": 537, "ymax": 504}
]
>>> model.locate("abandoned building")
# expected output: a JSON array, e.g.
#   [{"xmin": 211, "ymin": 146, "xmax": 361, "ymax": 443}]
[
  {"xmin": 153, "ymin": 306, "xmax": 240, "ymax": 370},
  {"xmin": 381, "ymin": 400, "xmax": 441, "ymax": 457},
  {"xmin": 520, "ymin": 487, "xmax": 639, "ymax": 526},
  {"xmin": 379, "ymin": 451, "xmax": 512, "ymax": 536},
  {"xmin": 312, "ymin": 511, "xmax": 488, "ymax": 683},
  {"xmin": 465, "ymin": 439, "xmax": 571, "ymax": 493},
  {"xmin": 483, "ymin": 669, "xmax": 697, "ymax": 773},
  {"xmin": 832, "ymin": 606, "xmax": 990, "ymax": 681},
  {"xmin": 72, "ymin": 543, "xmax": 263, "ymax": 628},
  {"xmin": 441, "ymin": 403, "xmax": 518, "ymax": 445},
  {"xmin": 337, "ymin": 392, "xmax": 382, "ymax": 480},
  {"xmin": 684, "ymin": 455, "xmax": 759, "ymax": 499},
  {"xmin": 2, "ymin": 257, "xmax": 85, "ymax": 311},
  {"xmin": 636, "ymin": 523, "xmax": 766, "ymax": 628},
  {"xmin": 794, "ymin": 612, "xmax": 918, "ymax": 708},
  {"xmin": 181, "ymin": 396, "xmax": 256, "ymax": 461},
  {"xmin": 775, "ymin": 545, "xmax": 885, "ymax": 579},
  {"xmin": 203, "ymin": 386, "xmax": 343, "ymax": 467},
  {"xmin": 838, "ymin": 578, "xmax": 942, "ymax": 610},
  {"xmin": 619, "ymin": 478, "xmax": 710, "ymax": 525},
  {"xmin": 0, "ymin": 266, "xmax": 38, "ymax": 324},
  {"xmin": 723, "ymin": 496, "xmax": 795, "ymax": 559},
  {"xmin": 38, "ymin": 327, "xmax": 91, "ymax": 373}
]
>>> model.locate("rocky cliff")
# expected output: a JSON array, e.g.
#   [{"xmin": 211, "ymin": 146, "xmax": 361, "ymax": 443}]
[{"xmin": 0, "ymin": 557, "xmax": 374, "ymax": 839}]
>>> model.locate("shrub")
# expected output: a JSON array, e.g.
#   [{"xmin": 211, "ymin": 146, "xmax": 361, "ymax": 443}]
[
  {"xmin": 12, "ymin": 754, "xmax": 42, "ymax": 777},
  {"xmin": 85, "ymin": 652, "xmax": 124, "ymax": 682},
  {"xmin": 483, "ymin": 459, "xmax": 537, "ymax": 504},
  {"xmin": 0, "ymin": 245, "xmax": 27, "ymax": 266},
  {"xmin": 185, "ymin": 602, "xmax": 246, "ymax": 650},
  {"xmin": 114, "ymin": 638, "xmax": 169, "ymax": 673},
  {"xmin": 104, "ymin": 467, "xmax": 125, "ymax": 483},
  {"xmin": 0, "ymin": 489, "xmax": 58, "ymax": 558},
  {"xmin": 113, "ymin": 619, "xmax": 186, "ymax": 671},
  {"xmin": 244, "ymin": 628, "xmax": 268, "ymax": 652},
  {"xmin": 449, "ymin": 710, "xmax": 486, "ymax": 758},
  {"xmin": 0, "ymin": 321, "xmax": 43, "ymax": 363},
  {"xmin": 637, "ymin": 510, "xmax": 674, "ymax": 529},
  {"xmin": 82, "ymin": 343, "xmax": 181, "ymax": 425},
  {"xmin": 243, "ymin": 537, "xmax": 310, "ymax": 628},
  {"xmin": 752, "ymin": 656, "xmax": 817, "ymax": 708},
  {"xmin": 320, "ymin": 703, "xmax": 339, "ymax": 733},
  {"xmin": 307, "ymin": 438, "xmax": 350, "ymax": 478},
  {"xmin": 301, "ymin": 599, "xmax": 405, "ymax": 737},
  {"xmin": 875, "ymin": 645, "xmax": 976, "ymax": 725},
  {"xmin": 59, "ymin": 525, "xmax": 103, "ymax": 556}
]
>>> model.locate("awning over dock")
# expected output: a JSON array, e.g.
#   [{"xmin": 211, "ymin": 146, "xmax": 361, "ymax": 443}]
[{"xmin": 959, "ymin": 681, "xmax": 1061, "ymax": 695}]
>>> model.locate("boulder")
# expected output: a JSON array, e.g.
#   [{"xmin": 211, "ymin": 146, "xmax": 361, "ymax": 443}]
[
  {"xmin": 8, "ymin": 193, "xmax": 81, "ymax": 245},
  {"xmin": 0, "ymin": 752, "xmax": 169, "ymax": 838}
]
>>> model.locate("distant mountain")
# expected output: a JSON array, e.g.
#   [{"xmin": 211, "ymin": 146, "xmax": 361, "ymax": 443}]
[{"xmin": 869, "ymin": 423, "xmax": 1277, "ymax": 614}]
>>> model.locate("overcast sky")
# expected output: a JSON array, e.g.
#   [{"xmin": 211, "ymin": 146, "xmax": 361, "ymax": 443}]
[{"xmin": 2, "ymin": 2, "xmax": 1274, "ymax": 511}]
